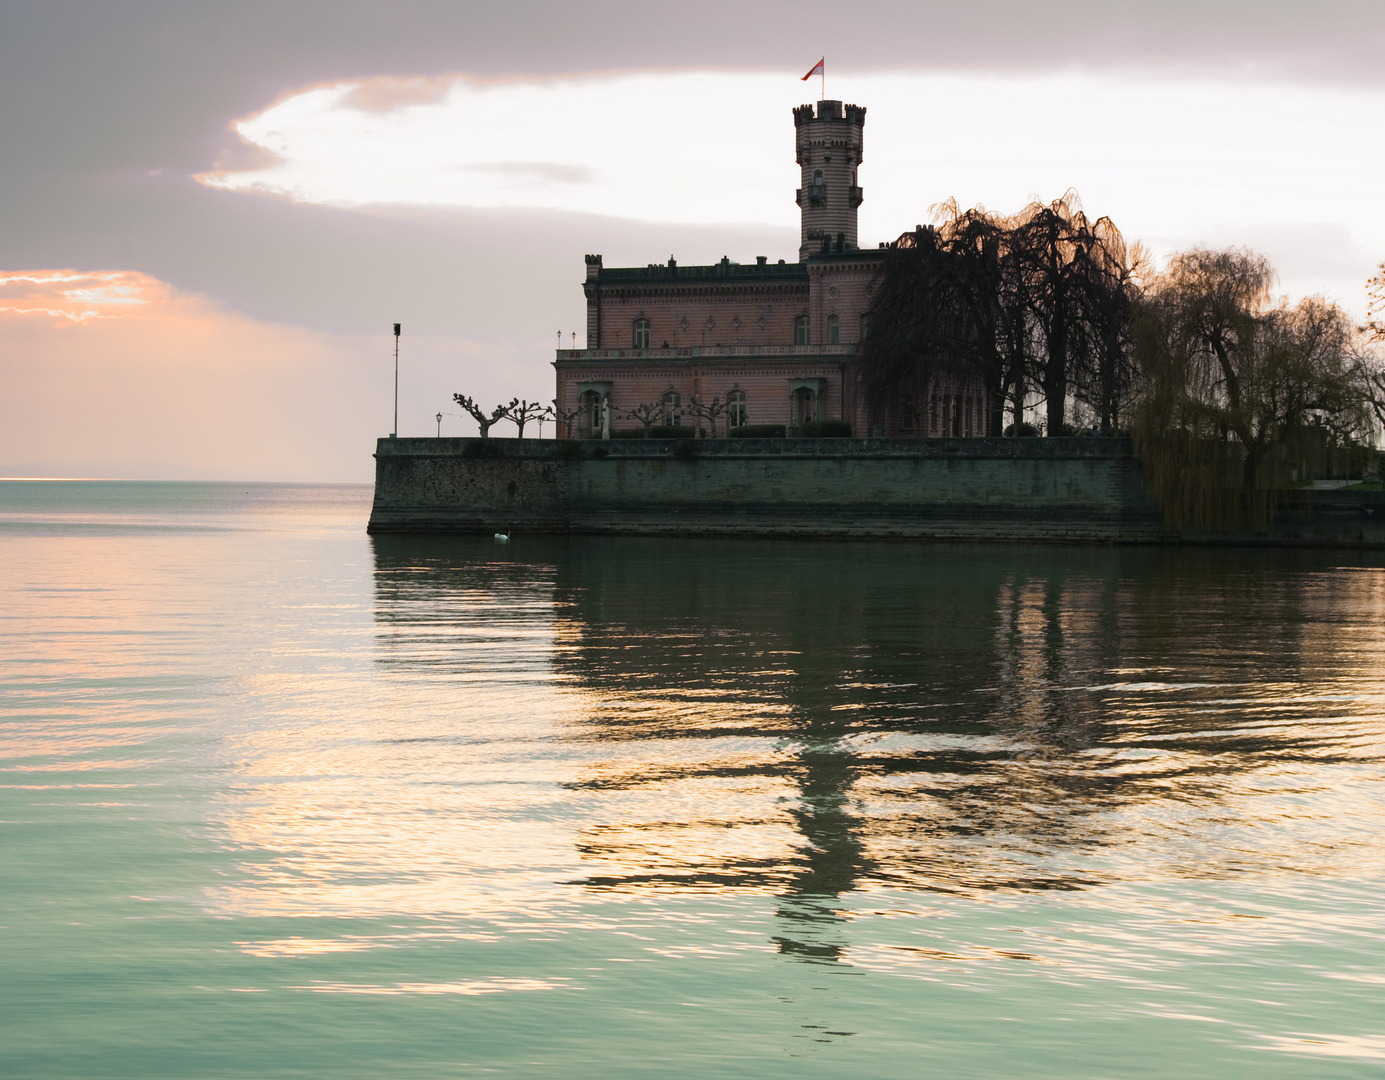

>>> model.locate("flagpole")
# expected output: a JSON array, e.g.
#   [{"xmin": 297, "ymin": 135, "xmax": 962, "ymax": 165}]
[{"xmin": 821, "ymin": 59, "xmax": 825, "ymax": 100}]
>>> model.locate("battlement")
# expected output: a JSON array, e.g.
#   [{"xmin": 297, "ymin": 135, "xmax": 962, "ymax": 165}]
[{"xmin": 793, "ymin": 101, "xmax": 867, "ymax": 127}]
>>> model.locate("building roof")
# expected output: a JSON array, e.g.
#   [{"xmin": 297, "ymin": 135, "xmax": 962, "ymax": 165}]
[
  {"xmin": 586, "ymin": 249, "xmax": 886, "ymax": 289},
  {"xmin": 591, "ymin": 257, "xmax": 807, "ymax": 285}
]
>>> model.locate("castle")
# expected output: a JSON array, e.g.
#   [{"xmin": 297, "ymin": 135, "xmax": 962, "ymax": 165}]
[{"xmin": 552, "ymin": 99, "xmax": 986, "ymax": 439}]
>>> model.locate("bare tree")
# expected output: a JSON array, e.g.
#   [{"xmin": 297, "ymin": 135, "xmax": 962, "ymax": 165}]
[
  {"xmin": 1367, "ymin": 263, "xmax": 1385, "ymax": 342},
  {"xmin": 454, "ymin": 394, "xmax": 514, "ymax": 438},
  {"xmin": 551, "ymin": 399, "xmax": 583, "ymax": 439},
  {"xmin": 623, "ymin": 401, "xmax": 665, "ymax": 438},
  {"xmin": 1070, "ymin": 219, "xmax": 1147, "ymax": 435},
  {"xmin": 859, "ymin": 191, "xmax": 1139, "ymax": 437},
  {"xmin": 686, "ymin": 396, "xmax": 729, "ymax": 438},
  {"xmin": 505, "ymin": 399, "xmax": 548, "ymax": 438},
  {"xmin": 533, "ymin": 404, "xmax": 554, "ymax": 439}
]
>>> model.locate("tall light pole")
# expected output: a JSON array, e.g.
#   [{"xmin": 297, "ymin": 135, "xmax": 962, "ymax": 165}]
[{"xmin": 391, "ymin": 323, "xmax": 401, "ymax": 438}]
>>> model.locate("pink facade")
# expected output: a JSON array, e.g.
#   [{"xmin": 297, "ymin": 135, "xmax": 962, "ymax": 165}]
[{"xmin": 553, "ymin": 99, "xmax": 984, "ymax": 439}]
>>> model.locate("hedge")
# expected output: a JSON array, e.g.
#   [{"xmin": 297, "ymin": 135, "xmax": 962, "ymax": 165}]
[
  {"xmin": 611, "ymin": 426, "xmax": 697, "ymax": 439},
  {"xmin": 730, "ymin": 424, "xmax": 786, "ymax": 439},
  {"xmin": 798, "ymin": 420, "xmax": 853, "ymax": 438}
]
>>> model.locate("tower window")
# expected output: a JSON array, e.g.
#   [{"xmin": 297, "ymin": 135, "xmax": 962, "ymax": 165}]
[
  {"xmin": 794, "ymin": 314, "xmax": 810, "ymax": 346},
  {"xmin": 633, "ymin": 318, "xmax": 650, "ymax": 350},
  {"xmin": 827, "ymin": 314, "xmax": 840, "ymax": 345}
]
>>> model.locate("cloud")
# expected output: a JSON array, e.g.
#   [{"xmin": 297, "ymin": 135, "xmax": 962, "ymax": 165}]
[
  {"xmin": 463, "ymin": 161, "xmax": 593, "ymax": 186},
  {"xmin": 195, "ymin": 69, "xmax": 1385, "ymax": 313},
  {"xmin": 0, "ymin": 266, "xmax": 569, "ymax": 479},
  {"xmin": 0, "ymin": 270, "xmax": 168, "ymax": 321},
  {"xmin": 0, "ymin": 271, "xmax": 372, "ymax": 479}
]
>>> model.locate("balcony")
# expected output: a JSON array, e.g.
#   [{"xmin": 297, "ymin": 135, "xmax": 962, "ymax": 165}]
[{"xmin": 556, "ymin": 344, "xmax": 858, "ymax": 362}]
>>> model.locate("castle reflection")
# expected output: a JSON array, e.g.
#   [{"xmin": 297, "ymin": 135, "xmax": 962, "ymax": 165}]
[{"xmin": 371, "ymin": 536, "xmax": 1385, "ymax": 958}]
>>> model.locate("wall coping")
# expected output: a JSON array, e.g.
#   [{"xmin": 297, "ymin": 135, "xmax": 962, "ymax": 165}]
[{"xmin": 374, "ymin": 436, "xmax": 1141, "ymax": 461}]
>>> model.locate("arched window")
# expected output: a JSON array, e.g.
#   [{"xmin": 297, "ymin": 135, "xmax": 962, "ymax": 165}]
[
  {"xmin": 633, "ymin": 318, "xmax": 650, "ymax": 350},
  {"xmin": 578, "ymin": 390, "xmax": 603, "ymax": 439},
  {"xmin": 790, "ymin": 386, "xmax": 817, "ymax": 433},
  {"xmin": 794, "ymin": 314, "xmax": 810, "ymax": 346},
  {"xmin": 661, "ymin": 390, "xmax": 682, "ymax": 427},
  {"xmin": 727, "ymin": 389, "xmax": 748, "ymax": 430},
  {"xmin": 827, "ymin": 314, "xmax": 840, "ymax": 345}
]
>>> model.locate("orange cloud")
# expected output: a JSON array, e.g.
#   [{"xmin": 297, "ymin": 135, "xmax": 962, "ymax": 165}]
[
  {"xmin": 0, "ymin": 270, "xmax": 172, "ymax": 322},
  {"xmin": 0, "ymin": 270, "xmax": 384, "ymax": 480}
]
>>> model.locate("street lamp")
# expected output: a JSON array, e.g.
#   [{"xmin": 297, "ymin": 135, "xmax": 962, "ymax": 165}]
[
  {"xmin": 390, "ymin": 323, "xmax": 401, "ymax": 438},
  {"xmin": 436, "ymin": 412, "xmax": 443, "ymax": 437}
]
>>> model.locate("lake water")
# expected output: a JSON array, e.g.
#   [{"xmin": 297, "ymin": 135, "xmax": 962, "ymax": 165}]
[{"xmin": 4, "ymin": 480, "xmax": 1385, "ymax": 1078}]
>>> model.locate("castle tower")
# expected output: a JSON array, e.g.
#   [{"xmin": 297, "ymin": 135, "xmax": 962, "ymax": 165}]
[{"xmin": 794, "ymin": 100, "xmax": 865, "ymax": 262}]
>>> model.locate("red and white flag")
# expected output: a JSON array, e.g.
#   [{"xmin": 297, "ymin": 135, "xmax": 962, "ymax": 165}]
[{"xmin": 802, "ymin": 58, "xmax": 824, "ymax": 81}]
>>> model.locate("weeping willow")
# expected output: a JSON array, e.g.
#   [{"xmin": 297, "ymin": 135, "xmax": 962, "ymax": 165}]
[
  {"xmin": 857, "ymin": 192, "xmax": 1142, "ymax": 437},
  {"xmin": 1131, "ymin": 249, "xmax": 1370, "ymax": 530}
]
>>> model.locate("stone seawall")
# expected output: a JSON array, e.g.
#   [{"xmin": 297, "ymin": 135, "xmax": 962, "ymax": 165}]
[
  {"xmin": 369, "ymin": 437, "xmax": 1169, "ymax": 541},
  {"xmin": 368, "ymin": 437, "xmax": 1385, "ymax": 546}
]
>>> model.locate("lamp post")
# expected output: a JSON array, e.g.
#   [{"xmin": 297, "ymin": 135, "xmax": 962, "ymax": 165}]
[
  {"xmin": 436, "ymin": 412, "xmax": 442, "ymax": 437},
  {"xmin": 391, "ymin": 323, "xmax": 401, "ymax": 438}
]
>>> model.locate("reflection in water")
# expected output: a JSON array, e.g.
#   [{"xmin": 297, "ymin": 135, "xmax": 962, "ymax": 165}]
[
  {"xmin": 370, "ymin": 536, "xmax": 1385, "ymax": 964},
  {"xmin": 12, "ymin": 482, "xmax": 1385, "ymax": 1079},
  {"xmin": 16, "ymin": 485, "xmax": 1385, "ymax": 1076}
]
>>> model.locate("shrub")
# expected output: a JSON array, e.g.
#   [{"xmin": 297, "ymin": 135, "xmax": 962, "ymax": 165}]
[
  {"xmin": 730, "ymin": 424, "xmax": 786, "ymax": 439},
  {"xmin": 1003, "ymin": 423, "xmax": 1040, "ymax": 438},
  {"xmin": 798, "ymin": 420, "xmax": 852, "ymax": 438},
  {"xmin": 613, "ymin": 426, "xmax": 696, "ymax": 439}
]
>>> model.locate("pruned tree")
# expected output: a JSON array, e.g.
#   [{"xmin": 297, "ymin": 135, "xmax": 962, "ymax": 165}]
[
  {"xmin": 551, "ymin": 399, "xmax": 583, "ymax": 439},
  {"xmin": 454, "ymin": 394, "xmax": 513, "ymax": 438},
  {"xmin": 687, "ymin": 395, "xmax": 729, "ymax": 438},
  {"xmin": 623, "ymin": 401, "xmax": 665, "ymax": 438},
  {"xmin": 506, "ymin": 399, "xmax": 549, "ymax": 438}
]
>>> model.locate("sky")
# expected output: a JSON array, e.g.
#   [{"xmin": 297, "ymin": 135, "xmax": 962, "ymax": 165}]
[{"xmin": 2, "ymin": 0, "xmax": 1383, "ymax": 480}]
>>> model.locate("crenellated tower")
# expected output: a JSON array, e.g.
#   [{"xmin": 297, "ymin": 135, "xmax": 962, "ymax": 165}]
[{"xmin": 794, "ymin": 100, "xmax": 865, "ymax": 262}]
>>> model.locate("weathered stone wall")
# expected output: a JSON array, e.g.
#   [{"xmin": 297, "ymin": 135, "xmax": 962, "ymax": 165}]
[
  {"xmin": 369, "ymin": 437, "xmax": 1385, "ymax": 546},
  {"xmin": 369, "ymin": 437, "xmax": 1167, "ymax": 541}
]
